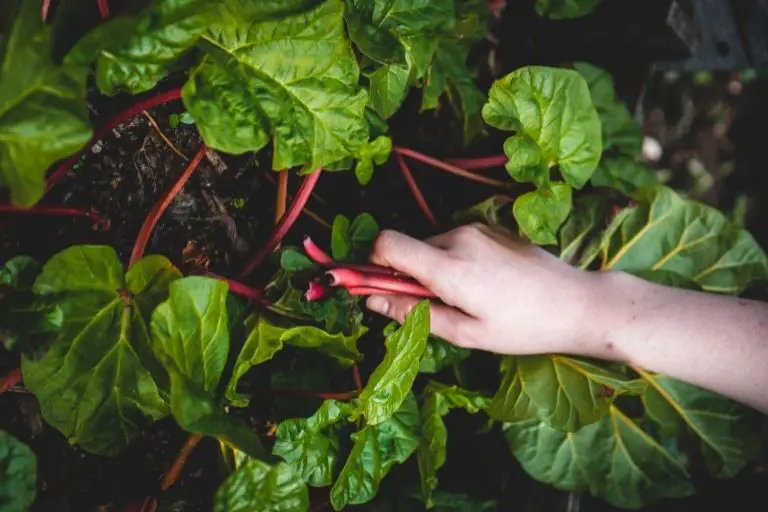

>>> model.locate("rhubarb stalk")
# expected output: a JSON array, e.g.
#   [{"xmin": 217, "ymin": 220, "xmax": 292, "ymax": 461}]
[
  {"xmin": 326, "ymin": 268, "xmax": 436, "ymax": 298},
  {"xmin": 394, "ymin": 147, "xmax": 509, "ymax": 188},
  {"xmin": 395, "ymin": 152, "xmax": 439, "ymax": 228},
  {"xmin": 0, "ymin": 204, "xmax": 110, "ymax": 230},
  {"xmin": 443, "ymin": 155, "xmax": 508, "ymax": 170},
  {"xmin": 161, "ymin": 433, "xmax": 204, "ymax": 491},
  {"xmin": 0, "ymin": 368, "xmax": 22, "ymax": 395},
  {"xmin": 205, "ymin": 272, "xmax": 265, "ymax": 303}
]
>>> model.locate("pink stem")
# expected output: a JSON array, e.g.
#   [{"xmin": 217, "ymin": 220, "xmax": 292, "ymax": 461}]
[
  {"xmin": 239, "ymin": 170, "xmax": 323, "ymax": 279},
  {"xmin": 41, "ymin": 0, "xmax": 52, "ymax": 21},
  {"xmin": 326, "ymin": 268, "xmax": 436, "ymax": 298},
  {"xmin": 303, "ymin": 236, "xmax": 398, "ymax": 276},
  {"xmin": 96, "ymin": 0, "xmax": 110, "ymax": 20},
  {"xmin": 394, "ymin": 147, "xmax": 509, "ymax": 188},
  {"xmin": 129, "ymin": 146, "xmax": 207, "ymax": 266},
  {"xmin": 345, "ymin": 286, "xmax": 434, "ymax": 298},
  {"xmin": 305, "ymin": 280, "xmax": 328, "ymax": 301},
  {"xmin": 47, "ymin": 88, "xmax": 183, "ymax": 191},
  {"xmin": 303, "ymin": 236, "xmax": 334, "ymax": 265},
  {"xmin": 205, "ymin": 272, "xmax": 265, "ymax": 303},
  {"xmin": 395, "ymin": 152, "xmax": 439, "ymax": 228},
  {"xmin": 0, "ymin": 204, "xmax": 110, "ymax": 230},
  {"xmin": 443, "ymin": 155, "xmax": 508, "ymax": 170},
  {"xmin": 0, "ymin": 368, "xmax": 22, "ymax": 395}
]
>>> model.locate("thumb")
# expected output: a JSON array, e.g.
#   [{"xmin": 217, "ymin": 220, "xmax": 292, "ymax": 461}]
[{"xmin": 370, "ymin": 230, "xmax": 445, "ymax": 285}]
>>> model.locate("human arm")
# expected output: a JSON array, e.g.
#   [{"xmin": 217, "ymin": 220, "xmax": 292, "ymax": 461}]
[{"xmin": 364, "ymin": 225, "xmax": 768, "ymax": 414}]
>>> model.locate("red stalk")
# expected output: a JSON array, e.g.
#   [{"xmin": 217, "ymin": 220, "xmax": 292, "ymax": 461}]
[
  {"xmin": 239, "ymin": 170, "xmax": 323, "ymax": 279},
  {"xmin": 305, "ymin": 280, "xmax": 328, "ymax": 301},
  {"xmin": 161, "ymin": 433, "xmax": 204, "ymax": 491},
  {"xmin": 394, "ymin": 147, "xmax": 509, "ymax": 188},
  {"xmin": 41, "ymin": 0, "xmax": 52, "ymax": 21},
  {"xmin": 129, "ymin": 146, "xmax": 207, "ymax": 267},
  {"xmin": 47, "ymin": 88, "xmax": 183, "ymax": 191},
  {"xmin": 326, "ymin": 268, "xmax": 436, "ymax": 298},
  {"xmin": 352, "ymin": 364, "xmax": 363, "ymax": 392},
  {"xmin": 443, "ymin": 155, "xmax": 508, "ymax": 170},
  {"xmin": 275, "ymin": 170, "xmax": 288, "ymax": 226},
  {"xmin": 394, "ymin": 152, "xmax": 439, "ymax": 228},
  {"xmin": 0, "ymin": 204, "xmax": 110, "ymax": 230},
  {"xmin": 96, "ymin": 0, "xmax": 110, "ymax": 19},
  {"xmin": 205, "ymin": 272, "xmax": 265, "ymax": 303},
  {"xmin": 0, "ymin": 368, "xmax": 22, "ymax": 395},
  {"xmin": 303, "ymin": 236, "xmax": 334, "ymax": 265}
]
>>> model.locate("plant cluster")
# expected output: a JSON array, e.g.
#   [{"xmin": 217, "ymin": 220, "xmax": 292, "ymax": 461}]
[{"xmin": 1, "ymin": 1, "xmax": 767, "ymax": 511}]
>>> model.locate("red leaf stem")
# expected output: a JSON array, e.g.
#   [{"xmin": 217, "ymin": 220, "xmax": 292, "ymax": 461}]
[
  {"xmin": 305, "ymin": 280, "xmax": 328, "ymax": 301},
  {"xmin": 129, "ymin": 145, "xmax": 208, "ymax": 267},
  {"xmin": 96, "ymin": 0, "xmax": 110, "ymax": 19},
  {"xmin": 0, "ymin": 368, "xmax": 22, "ymax": 395},
  {"xmin": 0, "ymin": 204, "xmax": 110, "ymax": 230},
  {"xmin": 303, "ymin": 236, "xmax": 334, "ymax": 265},
  {"xmin": 394, "ymin": 152, "xmax": 439, "ymax": 228},
  {"xmin": 303, "ymin": 237, "xmax": 397, "ymax": 276},
  {"xmin": 394, "ymin": 147, "xmax": 510, "ymax": 188},
  {"xmin": 161, "ymin": 433, "xmax": 204, "ymax": 491},
  {"xmin": 205, "ymin": 272, "xmax": 265, "ymax": 303},
  {"xmin": 326, "ymin": 268, "xmax": 436, "ymax": 298},
  {"xmin": 41, "ymin": 0, "xmax": 51, "ymax": 22},
  {"xmin": 443, "ymin": 155, "xmax": 508, "ymax": 170},
  {"xmin": 275, "ymin": 169, "xmax": 288, "ymax": 225},
  {"xmin": 352, "ymin": 364, "xmax": 363, "ymax": 392}
]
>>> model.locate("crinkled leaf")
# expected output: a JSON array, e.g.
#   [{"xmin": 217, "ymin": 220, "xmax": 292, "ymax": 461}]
[
  {"xmin": 354, "ymin": 301, "xmax": 430, "ymax": 425},
  {"xmin": 591, "ymin": 156, "xmax": 658, "ymax": 195},
  {"xmin": 419, "ymin": 336, "xmax": 471, "ymax": 374},
  {"xmin": 574, "ymin": 62, "xmax": 642, "ymax": 156},
  {"xmin": 489, "ymin": 355, "xmax": 645, "ymax": 431},
  {"xmin": 65, "ymin": 0, "xmax": 215, "ymax": 95},
  {"xmin": 535, "ymin": 0, "xmax": 600, "ymax": 20},
  {"xmin": 0, "ymin": 429, "xmax": 36, "ymax": 512},
  {"xmin": 151, "ymin": 277, "xmax": 229, "ymax": 394},
  {"xmin": 637, "ymin": 371, "xmax": 761, "ymax": 478},
  {"xmin": 482, "ymin": 66, "xmax": 602, "ymax": 189},
  {"xmin": 21, "ymin": 246, "xmax": 181, "ymax": 455},
  {"xmin": 505, "ymin": 407, "xmax": 695, "ymax": 508},
  {"xmin": 332, "ymin": 215, "xmax": 353, "ymax": 261},
  {"xmin": 369, "ymin": 64, "xmax": 411, "ymax": 120},
  {"xmin": 600, "ymin": 185, "xmax": 768, "ymax": 293},
  {"xmin": 513, "ymin": 182, "xmax": 572, "ymax": 245},
  {"xmin": 184, "ymin": 0, "xmax": 368, "ymax": 171},
  {"xmin": 354, "ymin": 136, "xmax": 392, "ymax": 185},
  {"xmin": 273, "ymin": 400, "xmax": 354, "ymax": 486},
  {"xmin": 214, "ymin": 458, "xmax": 309, "ymax": 512},
  {"xmin": 0, "ymin": 0, "xmax": 92, "ymax": 206},
  {"xmin": 331, "ymin": 394, "xmax": 420, "ymax": 510},
  {"xmin": 559, "ymin": 195, "xmax": 607, "ymax": 263}
]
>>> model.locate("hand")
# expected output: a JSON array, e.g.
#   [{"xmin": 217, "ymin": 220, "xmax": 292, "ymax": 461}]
[{"xmin": 365, "ymin": 224, "xmax": 599, "ymax": 355}]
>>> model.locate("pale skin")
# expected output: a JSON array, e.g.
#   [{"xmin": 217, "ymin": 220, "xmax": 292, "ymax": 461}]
[{"xmin": 365, "ymin": 225, "xmax": 768, "ymax": 415}]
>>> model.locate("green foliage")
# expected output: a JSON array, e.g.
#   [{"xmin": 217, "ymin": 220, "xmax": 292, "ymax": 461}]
[
  {"xmin": 512, "ymin": 182, "xmax": 572, "ymax": 245},
  {"xmin": 0, "ymin": 430, "xmax": 36, "ymax": 512},
  {"xmin": 535, "ymin": 0, "xmax": 600, "ymax": 19},
  {"xmin": 331, "ymin": 213, "xmax": 381, "ymax": 261},
  {"xmin": 214, "ymin": 458, "xmax": 309, "ymax": 512}
]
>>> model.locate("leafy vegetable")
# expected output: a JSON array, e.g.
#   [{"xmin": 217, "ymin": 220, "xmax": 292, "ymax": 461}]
[
  {"xmin": 590, "ymin": 156, "xmax": 659, "ymax": 195},
  {"xmin": 512, "ymin": 181, "xmax": 572, "ymax": 245},
  {"xmin": 354, "ymin": 135, "xmax": 393, "ymax": 186},
  {"xmin": 0, "ymin": 429, "xmax": 36, "ymax": 512},
  {"xmin": 419, "ymin": 335, "xmax": 471, "ymax": 374},
  {"xmin": 0, "ymin": 0, "xmax": 92, "ymax": 206},
  {"xmin": 331, "ymin": 213, "xmax": 381, "ymax": 261},
  {"xmin": 353, "ymin": 301, "xmax": 430, "ymax": 425},
  {"xmin": 21, "ymin": 246, "xmax": 180, "ymax": 455},
  {"xmin": 214, "ymin": 458, "xmax": 309, "ymax": 512},
  {"xmin": 535, "ymin": 0, "xmax": 600, "ymax": 20},
  {"xmin": 559, "ymin": 195, "xmax": 607, "ymax": 264}
]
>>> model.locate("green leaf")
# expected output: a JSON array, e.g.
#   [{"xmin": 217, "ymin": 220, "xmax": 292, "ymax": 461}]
[
  {"xmin": 21, "ymin": 246, "xmax": 181, "ymax": 455},
  {"xmin": 273, "ymin": 400, "xmax": 354, "ymax": 486},
  {"xmin": 559, "ymin": 195, "xmax": 607, "ymax": 263},
  {"xmin": 489, "ymin": 355, "xmax": 645, "ymax": 431},
  {"xmin": 354, "ymin": 136, "xmax": 393, "ymax": 185},
  {"xmin": 183, "ymin": 0, "xmax": 369, "ymax": 171},
  {"xmin": 0, "ymin": 0, "xmax": 91, "ymax": 206},
  {"xmin": 591, "ymin": 156, "xmax": 658, "ymax": 195},
  {"xmin": 332, "ymin": 215, "xmax": 353, "ymax": 260},
  {"xmin": 65, "ymin": 0, "xmax": 215, "ymax": 95},
  {"xmin": 600, "ymin": 185, "xmax": 768, "ymax": 294},
  {"xmin": 574, "ymin": 61, "xmax": 642, "ymax": 156},
  {"xmin": 513, "ymin": 182, "xmax": 572, "ymax": 245},
  {"xmin": 535, "ymin": 0, "xmax": 600, "ymax": 20},
  {"xmin": 419, "ymin": 336, "xmax": 471, "ymax": 374},
  {"xmin": 331, "ymin": 394, "xmax": 420, "ymax": 510},
  {"xmin": 505, "ymin": 406, "xmax": 695, "ymax": 508},
  {"xmin": 354, "ymin": 301, "xmax": 430, "ymax": 425},
  {"xmin": 280, "ymin": 247, "xmax": 316, "ymax": 272},
  {"xmin": 0, "ymin": 256, "xmax": 39, "ymax": 288},
  {"xmin": 151, "ymin": 277, "xmax": 229, "ymax": 394},
  {"xmin": 0, "ymin": 429, "xmax": 36, "ymax": 512},
  {"xmin": 350, "ymin": 213, "xmax": 380, "ymax": 248},
  {"xmin": 214, "ymin": 458, "xmax": 309, "ymax": 512},
  {"xmin": 482, "ymin": 66, "xmax": 602, "ymax": 189},
  {"xmin": 452, "ymin": 195, "xmax": 513, "ymax": 226},
  {"xmin": 226, "ymin": 314, "xmax": 365, "ymax": 405},
  {"xmin": 637, "ymin": 370, "xmax": 761, "ymax": 478},
  {"xmin": 369, "ymin": 65, "xmax": 412, "ymax": 119}
]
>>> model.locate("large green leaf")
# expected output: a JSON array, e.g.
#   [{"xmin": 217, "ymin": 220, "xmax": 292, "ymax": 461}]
[
  {"xmin": 214, "ymin": 458, "xmax": 309, "ymax": 512},
  {"xmin": 0, "ymin": 0, "xmax": 91, "ymax": 206},
  {"xmin": 574, "ymin": 62, "xmax": 642, "ymax": 156},
  {"xmin": 226, "ymin": 314, "xmax": 365, "ymax": 406},
  {"xmin": 559, "ymin": 195, "xmax": 607, "ymax": 264},
  {"xmin": 417, "ymin": 382, "xmax": 489, "ymax": 506},
  {"xmin": 353, "ymin": 301, "xmax": 430, "ymax": 425},
  {"xmin": 482, "ymin": 66, "xmax": 602, "ymax": 189},
  {"xmin": 273, "ymin": 400, "xmax": 354, "ymax": 486},
  {"xmin": 591, "ymin": 156, "xmax": 658, "ymax": 196},
  {"xmin": 636, "ymin": 370, "xmax": 760, "ymax": 478},
  {"xmin": 331, "ymin": 394, "xmax": 420, "ymax": 510},
  {"xmin": 0, "ymin": 429, "xmax": 36, "ymax": 512},
  {"xmin": 513, "ymin": 181, "xmax": 572, "ymax": 245},
  {"xmin": 183, "ymin": 0, "xmax": 368, "ymax": 171},
  {"xmin": 21, "ymin": 246, "xmax": 181, "ymax": 455},
  {"xmin": 489, "ymin": 355, "xmax": 645, "ymax": 431},
  {"xmin": 505, "ymin": 406, "xmax": 695, "ymax": 508},
  {"xmin": 600, "ymin": 185, "xmax": 768, "ymax": 293},
  {"xmin": 535, "ymin": 0, "xmax": 600, "ymax": 20},
  {"xmin": 65, "ymin": 0, "xmax": 215, "ymax": 95}
]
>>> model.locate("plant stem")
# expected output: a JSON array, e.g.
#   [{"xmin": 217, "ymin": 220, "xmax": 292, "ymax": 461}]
[
  {"xmin": 142, "ymin": 111, "xmax": 188, "ymax": 161},
  {"xmin": 97, "ymin": 0, "xmax": 110, "ymax": 19},
  {"xmin": 303, "ymin": 236, "xmax": 334, "ymax": 265},
  {"xmin": 0, "ymin": 204, "xmax": 110, "ymax": 230},
  {"xmin": 239, "ymin": 170, "xmax": 323, "ymax": 279},
  {"xmin": 129, "ymin": 145, "xmax": 208, "ymax": 267},
  {"xmin": 303, "ymin": 237, "xmax": 398, "ymax": 275},
  {"xmin": 326, "ymin": 268, "xmax": 437, "ymax": 298},
  {"xmin": 352, "ymin": 364, "xmax": 363, "ymax": 392},
  {"xmin": 47, "ymin": 88, "xmax": 183, "ymax": 191},
  {"xmin": 254, "ymin": 389, "xmax": 357, "ymax": 401},
  {"xmin": 394, "ymin": 147, "xmax": 510, "ymax": 188},
  {"xmin": 263, "ymin": 172, "xmax": 331, "ymax": 229},
  {"xmin": 205, "ymin": 272, "xmax": 265, "ymax": 303},
  {"xmin": 305, "ymin": 280, "xmax": 328, "ymax": 301},
  {"xmin": 41, "ymin": 0, "xmax": 51, "ymax": 21},
  {"xmin": 443, "ymin": 155, "xmax": 508, "ymax": 170},
  {"xmin": 275, "ymin": 170, "xmax": 288, "ymax": 225},
  {"xmin": 394, "ymin": 152, "xmax": 438, "ymax": 228},
  {"xmin": 161, "ymin": 433, "xmax": 204, "ymax": 491},
  {"xmin": 0, "ymin": 368, "xmax": 22, "ymax": 395}
]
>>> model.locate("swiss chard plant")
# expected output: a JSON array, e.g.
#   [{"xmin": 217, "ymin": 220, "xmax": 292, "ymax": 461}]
[{"xmin": 1, "ymin": 0, "xmax": 767, "ymax": 511}]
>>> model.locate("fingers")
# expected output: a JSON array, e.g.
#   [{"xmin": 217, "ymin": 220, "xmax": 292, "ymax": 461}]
[
  {"xmin": 370, "ymin": 230, "xmax": 446, "ymax": 283},
  {"xmin": 366, "ymin": 295, "xmax": 481, "ymax": 349}
]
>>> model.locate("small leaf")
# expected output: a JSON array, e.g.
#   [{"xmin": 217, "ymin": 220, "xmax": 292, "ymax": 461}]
[
  {"xmin": 0, "ymin": 429, "xmax": 36, "ymax": 512},
  {"xmin": 354, "ymin": 136, "xmax": 393, "ymax": 185},
  {"xmin": 419, "ymin": 336, "xmax": 471, "ymax": 374},
  {"xmin": 535, "ymin": 0, "xmax": 600, "ymax": 20},
  {"xmin": 482, "ymin": 66, "xmax": 602, "ymax": 189},
  {"xmin": 331, "ymin": 215, "xmax": 353, "ymax": 261},
  {"xmin": 489, "ymin": 355, "xmax": 645, "ymax": 431},
  {"xmin": 354, "ymin": 301, "xmax": 430, "ymax": 425},
  {"xmin": 214, "ymin": 458, "xmax": 309, "ymax": 512},
  {"xmin": 331, "ymin": 394, "xmax": 420, "ymax": 510},
  {"xmin": 350, "ymin": 213, "xmax": 380, "ymax": 251},
  {"xmin": 513, "ymin": 182, "xmax": 572, "ymax": 245},
  {"xmin": 505, "ymin": 407, "xmax": 695, "ymax": 509},
  {"xmin": 591, "ymin": 156, "xmax": 658, "ymax": 195},
  {"xmin": 280, "ymin": 247, "xmax": 316, "ymax": 272},
  {"xmin": 273, "ymin": 400, "xmax": 354, "ymax": 486},
  {"xmin": 369, "ymin": 65, "xmax": 411, "ymax": 119},
  {"xmin": 559, "ymin": 195, "xmax": 607, "ymax": 263}
]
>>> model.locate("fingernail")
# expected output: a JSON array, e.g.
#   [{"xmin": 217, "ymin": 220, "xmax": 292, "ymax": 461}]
[{"xmin": 366, "ymin": 296, "xmax": 389, "ymax": 314}]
